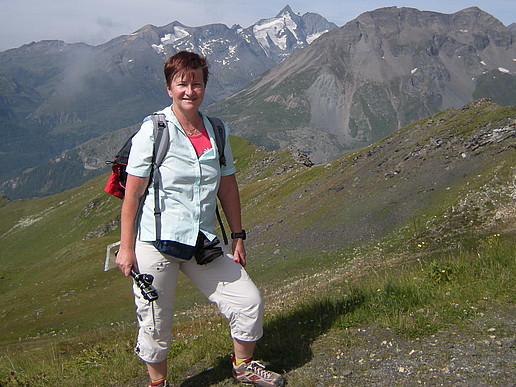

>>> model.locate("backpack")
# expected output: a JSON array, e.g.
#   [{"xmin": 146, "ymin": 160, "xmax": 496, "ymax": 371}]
[{"xmin": 104, "ymin": 113, "xmax": 228, "ymax": 243}]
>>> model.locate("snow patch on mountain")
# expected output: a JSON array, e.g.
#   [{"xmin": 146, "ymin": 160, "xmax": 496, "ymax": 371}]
[
  {"xmin": 307, "ymin": 31, "xmax": 328, "ymax": 44},
  {"xmin": 253, "ymin": 12, "xmax": 299, "ymax": 50},
  {"xmin": 152, "ymin": 26, "xmax": 191, "ymax": 53},
  {"xmin": 146, "ymin": 6, "xmax": 337, "ymax": 65}
]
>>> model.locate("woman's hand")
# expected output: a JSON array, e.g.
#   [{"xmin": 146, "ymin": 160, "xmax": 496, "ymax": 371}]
[
  {"xmin": 115, "ymin": 247, "xmax": 137, "ymax": 277},
  {"xmin": 232, "ymin": 238, "xmax": 247, "ymax": 267}
]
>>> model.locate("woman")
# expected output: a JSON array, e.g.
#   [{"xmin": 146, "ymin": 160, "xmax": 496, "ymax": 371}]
[{"xmin": 115, "ymin": 51, "xmax": 284, "ymax": 387}]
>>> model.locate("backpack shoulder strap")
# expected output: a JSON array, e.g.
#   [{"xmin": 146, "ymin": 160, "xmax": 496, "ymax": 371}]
[
  {"xmin": 206, "ymin": 116, "xmax": 229, "ymax": 245},
  {"xmin": 206, "ymin": 116, "xmax": 226, "ymax": 166},
  {"xmin": 150, "ymin": 113, "xmax": 170, "ymax": 167},
  {"xmin": 149, "ymin": 113, "xmax": 170, "ymax": 241}
]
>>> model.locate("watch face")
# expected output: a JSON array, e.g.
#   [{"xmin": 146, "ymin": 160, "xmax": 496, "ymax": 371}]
[{"xmin": 232, "ymin": 230, "xmax": 246, "ymax": 239}]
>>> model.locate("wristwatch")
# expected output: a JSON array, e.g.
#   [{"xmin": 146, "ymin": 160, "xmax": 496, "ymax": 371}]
[{"xmin": 231, "ymin": 230, "xmax": 246, "ymax": 240}]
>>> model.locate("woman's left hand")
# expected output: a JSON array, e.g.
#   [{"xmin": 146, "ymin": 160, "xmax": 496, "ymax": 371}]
[{"xmin": 232, "ymin": 238, "xmax": 247, "ymax": 267}]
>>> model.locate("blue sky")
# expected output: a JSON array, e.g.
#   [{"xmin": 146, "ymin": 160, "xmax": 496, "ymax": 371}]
[{"xmin": 0, "ymin": 0, "xmax": 514, "ymax": 51}]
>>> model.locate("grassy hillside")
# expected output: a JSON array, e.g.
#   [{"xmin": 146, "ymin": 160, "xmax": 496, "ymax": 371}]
[
  {"xmin": 0, "ymin": 99, "xmax": 514, "ymax": 385},
  {"xmin": 0, "ymin": 136, "xmax": 310, "ymax": 342},
  {"xmin": 239, "ymin": 99, "xmax": 515, "ymax": 257}
]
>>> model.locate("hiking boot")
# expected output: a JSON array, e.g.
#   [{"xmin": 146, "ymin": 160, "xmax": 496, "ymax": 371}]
[{"xmin": 232, "ymin": 357, "xmax": 285, "ymax": 386}]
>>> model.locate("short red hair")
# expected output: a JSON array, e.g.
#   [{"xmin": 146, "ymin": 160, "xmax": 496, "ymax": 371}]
[{"xmin": 164, "ymin": 51, "xmax": 209, "ymax": 87}]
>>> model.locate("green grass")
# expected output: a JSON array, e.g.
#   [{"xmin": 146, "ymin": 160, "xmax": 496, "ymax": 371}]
[
  {"xmin": 332, "ymin": 233, "xmax": 514, "ymax": 337},
  {"xmin": 1, "ymin": 232, "xmax": 513, "ymax": 385},
  {"xmin": 0, "ymin": 100, "xmax": 514, "ymax": 385}
]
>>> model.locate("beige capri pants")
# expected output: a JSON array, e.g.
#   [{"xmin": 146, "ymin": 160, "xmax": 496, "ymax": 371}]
[{"xmin": 133, "ymin": 241, "xmax": 264, "ymax": 364}]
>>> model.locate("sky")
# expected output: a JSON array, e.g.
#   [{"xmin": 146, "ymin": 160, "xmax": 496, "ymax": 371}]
[{"xmin": 0, "ymin": 0, "xmax": 514, "ymax": 52}]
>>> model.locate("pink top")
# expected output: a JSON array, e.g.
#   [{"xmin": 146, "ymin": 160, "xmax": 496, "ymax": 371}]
[{"xmin": 187, "ymin": 128, "xmax": 212, "ymax": 157}]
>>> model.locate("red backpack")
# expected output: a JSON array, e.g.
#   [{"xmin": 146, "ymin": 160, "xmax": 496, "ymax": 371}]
[{"xmin": 104, "ymin": 113, "xmax": 169, "ymax": 199}]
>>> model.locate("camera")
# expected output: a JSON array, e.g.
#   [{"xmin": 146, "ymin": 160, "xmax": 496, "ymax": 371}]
[
  {"xmin": 194, "ymin": 233, "xmax": 223, "ymax": 265},
  {"xmin": 131, "ymin": 269, "xmax": 159, "ymax": 302}
]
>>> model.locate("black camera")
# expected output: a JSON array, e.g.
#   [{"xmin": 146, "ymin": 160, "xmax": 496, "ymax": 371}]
[
  {"xmin": 131, "ymin": 269, "xmax": 159, "ymax": 302},
  {"xmin": 194, "ymin": 234, "xmax": 223, "ymax": 265}
]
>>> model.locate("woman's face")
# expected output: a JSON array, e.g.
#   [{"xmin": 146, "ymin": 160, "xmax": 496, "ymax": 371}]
[{"xmin": 167, "ymin": 68, "xmax": 205, "ymax": 114}]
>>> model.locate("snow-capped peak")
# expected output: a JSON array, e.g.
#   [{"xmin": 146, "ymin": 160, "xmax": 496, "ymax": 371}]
[
  {"xmin": 147, "ymin": 6, "xmax": 336, "ymax": 61},
  {"xmin": 252, "ymin": 5, "xmax": 304, "ymax": 52}
]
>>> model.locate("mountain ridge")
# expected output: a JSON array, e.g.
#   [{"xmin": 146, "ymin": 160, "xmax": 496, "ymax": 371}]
[
  {"xmin": 1, "ymin": 6, "xmax": 515, "ymax": 200},
  {"xmin": 207, "ymin": 6, "xmax": 516, "ymax": 163},
  {"xmin": 0, "ymin": 6, "xmax": 336, "ymax": 199}
]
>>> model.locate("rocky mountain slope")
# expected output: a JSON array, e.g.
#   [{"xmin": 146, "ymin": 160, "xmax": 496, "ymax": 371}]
[
  {"xmin": 238, "ymin": 98, "xmax": 515, "ymax": 257},
  {"xmin": 0, "ymin": 6, "xmax": 335, "ymax": 198},
  {"xmin": 208, "ymin": 7, "xmax": 516, "ymax": 163}
]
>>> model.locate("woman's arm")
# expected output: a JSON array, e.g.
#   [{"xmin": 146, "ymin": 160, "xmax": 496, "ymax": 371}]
[
  {"xmin": 116, "ymin": 174, "xmax": 150, "ymax": 276},
  {"xmin": 217, "ymin": 174, "xmax": 247, "ymax": 267}
]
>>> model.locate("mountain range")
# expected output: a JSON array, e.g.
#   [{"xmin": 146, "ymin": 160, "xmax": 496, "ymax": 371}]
[
  {"xmin": 207, "ymin": 6, "xmax": 516, "ymax": 162},
  {"xmin": 0, "ymin": 5, "xmax": 336, "ymax": 199},
  {"xmin": 0, "ymin": 6, "xmax": 515, "ymax": 200}
]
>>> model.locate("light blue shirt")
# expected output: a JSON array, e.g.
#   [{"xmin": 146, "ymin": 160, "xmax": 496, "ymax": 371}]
[{"xmin": 126, "ymin": 106, "xmax": 236, "ymax": 245}]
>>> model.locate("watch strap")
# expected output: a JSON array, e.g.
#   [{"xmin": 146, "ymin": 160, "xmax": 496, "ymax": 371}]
[{"xmin": 231, "ymin": 230, "xmax": 246, "ymax": 240}]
